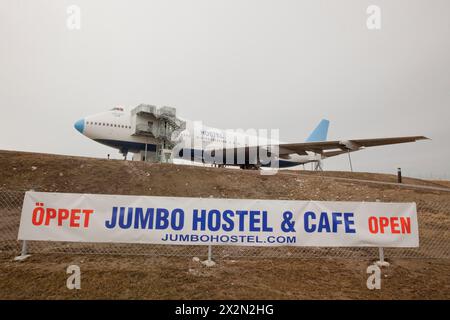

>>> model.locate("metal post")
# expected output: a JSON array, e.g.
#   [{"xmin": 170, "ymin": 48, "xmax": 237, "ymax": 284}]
[
  {"xmin": 397, "ymin": 167, "xmax": 402, "ymax": 183},
  {"xmin": 378, "ymin": 247, "xmax": 384, "ymax": 263},
  {"xmin": 376, "ymin": 247, "xmax": 390, "ymax": 267},
  {"xmin": 14, "ymin": 240, "xmax": 30, "ymax": 261},
  {"xmin": 374, "ymin": 198, "xmax": 389, "ymax": 267},
  {"xmin": 14, "ymin": 189, "xmax": 33, "ymax": 261},
  {"xmin": 347, "ymin": 150, "xmax": 353, "ymax": 172},
  {"xmin": 202, "ymin": 244, "xmax": 216, "ymax": 267},
  {"xmin": 207, "ymin": 245, "xmax": 212, "ymax": 262},
  {"xmin": 144, "ymin": 143, "xmax": 147, "ymax": 162}
]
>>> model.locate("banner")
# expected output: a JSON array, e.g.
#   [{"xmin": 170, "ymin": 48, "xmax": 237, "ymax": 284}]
[{"xmin": 18, "ymin": 191, "xmax": 419, "ymax": 247}]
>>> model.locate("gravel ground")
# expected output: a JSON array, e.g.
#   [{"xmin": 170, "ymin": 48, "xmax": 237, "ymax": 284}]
[{"xmin": 0, "ymin": 253, "xmax": 449, "ymax": 299}]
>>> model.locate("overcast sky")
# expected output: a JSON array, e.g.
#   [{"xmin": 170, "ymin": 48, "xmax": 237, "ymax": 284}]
[{"xmin": 1, "ymin": 0, "xmax": 449, "ymax": 179}]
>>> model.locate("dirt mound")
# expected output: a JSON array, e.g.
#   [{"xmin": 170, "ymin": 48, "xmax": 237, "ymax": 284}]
[
  {"xmin": 0, "ymin": 150, "xmax": 449, "ymax": 299},
  {"xmin": 0, "ymin": 150, "xmax": 449, "ymax": 203}
]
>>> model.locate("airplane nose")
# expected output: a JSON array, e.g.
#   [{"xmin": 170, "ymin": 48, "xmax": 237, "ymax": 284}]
[{"xmin": 74, "ymin": 119, "xmax": 85, "ymax": 134}]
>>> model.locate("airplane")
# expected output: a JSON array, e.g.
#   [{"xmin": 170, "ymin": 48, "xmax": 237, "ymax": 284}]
[{"xmin": 74, "ymin": 106, "xmax": 428, "ymax": 170}]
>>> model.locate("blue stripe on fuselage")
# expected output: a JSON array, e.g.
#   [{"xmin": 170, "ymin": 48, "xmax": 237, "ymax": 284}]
[
  {"xmin": 92, "ymin": 144, "xmax": 302, "ymax": 168},
  {"xmin": 261, "ymin": 160, "xmax": 301, "ymax": 168},
  {"xmin": 177, "ymin": 148, "xmax": 301, "ymax": 168},
  {"xmin": 94, "ymin": 139, "xmax": 157, "ymax": 152}
]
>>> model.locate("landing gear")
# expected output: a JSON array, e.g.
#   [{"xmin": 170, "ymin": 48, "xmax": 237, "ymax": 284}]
[
  {"xmin": 314, "ymin": 160, "xmax": 323, "ymax": 171},
  {"xmin": 347, "ymin": 149, "xmax": 353, "ymax": 172},
  {"xmin": 120, "ymin": 148, "xmax": 129, "ymax": 161}
]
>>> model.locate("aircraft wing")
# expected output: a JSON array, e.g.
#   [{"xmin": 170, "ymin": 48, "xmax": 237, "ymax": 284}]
[
  {"xmin": 278, "ymin": 136, "xmax": 429, "ymax": 157},
  {"xmin": 194, "ymin": 136, "xmax": 428, "ymax": 164}
]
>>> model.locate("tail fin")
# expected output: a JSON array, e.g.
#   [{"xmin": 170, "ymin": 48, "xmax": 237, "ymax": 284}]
[{"xmin": 306, "ymin": 119, "xmax": 329, "ymax": 142}]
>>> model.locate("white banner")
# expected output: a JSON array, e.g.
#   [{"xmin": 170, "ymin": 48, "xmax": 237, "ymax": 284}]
[{"xmin": 18, "ymin": 191, "xmax": 419, "ymax": 247}]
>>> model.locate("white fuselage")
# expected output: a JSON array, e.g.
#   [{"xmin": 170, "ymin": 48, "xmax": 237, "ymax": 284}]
[{"xmin": 75, "ymin": 108, "xmax": 319, "ymax": 167}]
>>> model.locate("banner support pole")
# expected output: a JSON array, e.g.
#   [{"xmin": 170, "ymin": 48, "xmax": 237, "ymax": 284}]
[
  {"xmin": 376, "ymin": 247, "xmax": 389, "ymax": 267},
  {"xmin": 14, "ymin": 240, "xmax": 31, "ymax": 261},
  {"xmin": 14, "ymin": 189, "xmax": 33, "ymax": 261},
  {"xmin": 207, "ymin": 245, "xmax": 212, "ymax": 262},
  {"xmin": 202, "ymin": 244, "xmax": 216, "ymax": 267}
]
